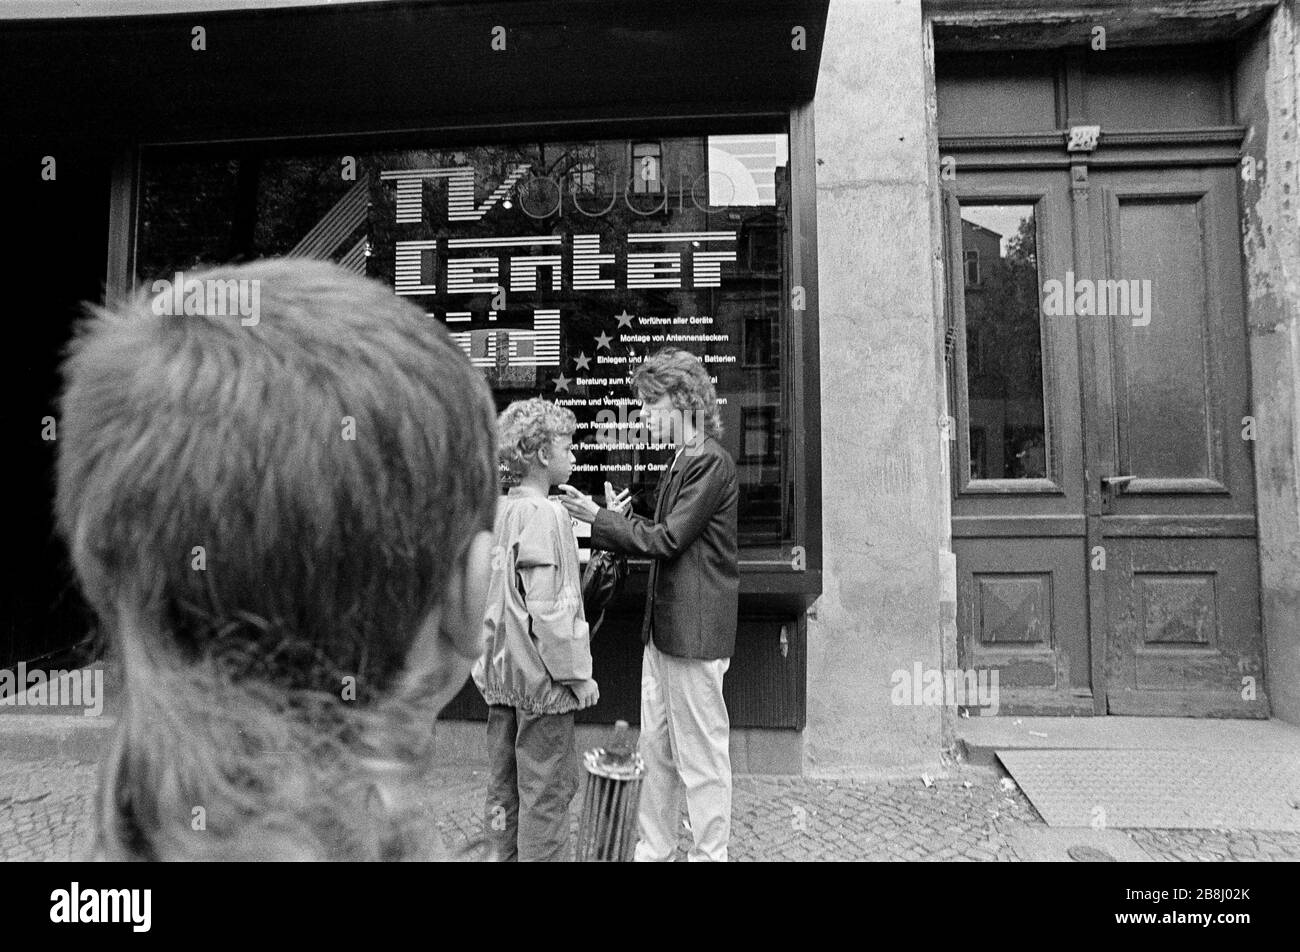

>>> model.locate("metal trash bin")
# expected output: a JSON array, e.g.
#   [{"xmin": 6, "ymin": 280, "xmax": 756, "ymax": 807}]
[{"xmin": 575, "ymin": 720, "xmax": 644, "ymax": 862}]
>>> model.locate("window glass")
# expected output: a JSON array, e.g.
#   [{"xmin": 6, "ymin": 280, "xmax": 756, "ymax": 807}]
[
  {"xmin": 136, "ymin": 130, "xmax": 794, "ymax": 547},
  {"xmin": 958, "ymin": 204, "xmax": 1047, "ymax": 480}
]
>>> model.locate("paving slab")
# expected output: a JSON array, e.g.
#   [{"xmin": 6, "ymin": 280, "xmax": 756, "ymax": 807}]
[
  {"xmin": 997, "ymin": 748, "xmax": 1300, "ymax": 831},
  {"xmin": 960, "ymin": 716, "xmax": 1300, "ymax": 755},
  {"xmin": 0, "ymin": 715, "xmax": 115, "ymax": 764}
]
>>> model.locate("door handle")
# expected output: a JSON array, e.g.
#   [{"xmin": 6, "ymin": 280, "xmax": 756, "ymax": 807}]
[{"xmin": 1101, "ymin": 474, "xmax": 1136, "ymax": 493}]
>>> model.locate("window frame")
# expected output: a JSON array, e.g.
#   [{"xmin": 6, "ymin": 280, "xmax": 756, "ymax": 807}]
[
  {"xmin": 629, "ymin": 140, "xmax": 663, "ymax": 195},
  {"xmin": 964, "ymin": 247, "xmax": 981, "ymax": 286},
  {"xmin": 943, "ymin": 189, "xmax": 1063, "ymax": 496}
]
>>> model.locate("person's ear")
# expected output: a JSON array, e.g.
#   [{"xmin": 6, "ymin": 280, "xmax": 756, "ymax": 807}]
[
  {"xmin": 400, "ymin": 529, "xmax": 493, "ymax": 707},
  {"xmin": 441, "ymin": 529, "xmax": 494, "ymax": 660}
]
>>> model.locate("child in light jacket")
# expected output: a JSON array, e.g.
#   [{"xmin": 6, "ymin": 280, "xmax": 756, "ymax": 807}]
[{"xmin": 474, "ymin": 398, "xmax": 598, "ymax": 861}]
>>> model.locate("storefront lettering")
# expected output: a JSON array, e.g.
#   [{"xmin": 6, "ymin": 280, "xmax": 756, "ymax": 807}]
[
  {"xmin": 391, "ymin": 232, "xmax": 737, "ymax": 297},
  {"xmin": 380, "ymin": 163, "xmax": 739, "ymax": 224}
]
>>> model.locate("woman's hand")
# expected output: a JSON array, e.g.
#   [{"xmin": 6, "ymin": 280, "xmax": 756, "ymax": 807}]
[
  {"xmin": 604, "ymin": 481, "xmax": 632, "ymax": 516},
  {"xmin": 558, "ymin": 484, "xmax": 600, "ymax": 523}
]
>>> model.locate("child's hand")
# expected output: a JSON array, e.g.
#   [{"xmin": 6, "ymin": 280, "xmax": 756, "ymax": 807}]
[{"xmin": 571, "ymin": 678, "xmax": 600, "ymax": 709}]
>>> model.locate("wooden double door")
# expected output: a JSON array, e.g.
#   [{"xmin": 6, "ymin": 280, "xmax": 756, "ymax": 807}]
[{"xmin": 944, "ymin": 160, "xmax": 1266, "ymax": 717}]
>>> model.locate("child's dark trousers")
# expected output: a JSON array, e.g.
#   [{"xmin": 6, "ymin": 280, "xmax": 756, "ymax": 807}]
[{"xmin": 484, "ymin": 704, "xmax": 578, "ymax": 861}]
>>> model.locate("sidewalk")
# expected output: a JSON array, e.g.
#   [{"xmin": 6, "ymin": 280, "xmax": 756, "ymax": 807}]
[
  {"xmin": 5, "ymin": 754, "xmax": 1300, "ymax": 862},
  {"xmin": 5, "ymin": 678, "xmax": 1300, "ymax": 861}
]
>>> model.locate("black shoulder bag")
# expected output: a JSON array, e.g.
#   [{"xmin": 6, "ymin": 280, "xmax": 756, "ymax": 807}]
[{"xmin": 581, "ymin": 549, "xmax": 628, "ymax": 637}]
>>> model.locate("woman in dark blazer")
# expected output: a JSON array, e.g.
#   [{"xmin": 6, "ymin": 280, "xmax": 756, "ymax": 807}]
[{"xmin": 561, "ymin": 347, "xmax": 738, "ymax": 862}]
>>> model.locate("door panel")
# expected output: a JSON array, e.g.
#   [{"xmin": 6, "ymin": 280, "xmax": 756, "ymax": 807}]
[
  {"xmin": 1102, "ymin": 538, "xmax": 1264, "ymax": 716},
  {"xmin": 954, "ymin": 537, "xmax": 1092, "ymax": 714},
  {"xmin": 1088, "ymin": 168, "xmax": 1266, "ymax": 716}
]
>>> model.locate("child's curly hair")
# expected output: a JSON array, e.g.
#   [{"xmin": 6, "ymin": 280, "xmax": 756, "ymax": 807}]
[{"xmin": 497, "ymin": 398, "xmax": 577, "ymax": 484}]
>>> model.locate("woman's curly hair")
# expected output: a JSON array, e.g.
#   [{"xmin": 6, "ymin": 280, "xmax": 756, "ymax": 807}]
[{"xmin": 497, "ymin": 398, "xmax": 577, "ymax": 485}]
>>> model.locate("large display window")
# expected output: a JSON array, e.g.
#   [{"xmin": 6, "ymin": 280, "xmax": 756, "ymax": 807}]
[{"xmin": 134, "ymin": 125, "xmax": 811, "ymax": 564}]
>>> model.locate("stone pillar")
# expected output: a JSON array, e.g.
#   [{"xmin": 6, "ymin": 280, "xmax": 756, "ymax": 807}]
[
  {"xmin": 1236, "ymin": 0, "xmax": 1300, "ymax": 725},
  {"xmin": 806, "ymin": 0, "xmax": 949, "ymax": 774}
]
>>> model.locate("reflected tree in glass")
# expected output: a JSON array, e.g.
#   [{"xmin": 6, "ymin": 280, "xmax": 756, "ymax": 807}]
[{"xmin": 960, "ymin": 207, "xmax": 1047, "ymax": 479}]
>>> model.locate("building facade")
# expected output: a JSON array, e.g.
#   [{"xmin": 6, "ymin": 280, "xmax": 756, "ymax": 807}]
[{"xmin": 5, "ymin": 0, "xmax": 1297, "ymax": 774}]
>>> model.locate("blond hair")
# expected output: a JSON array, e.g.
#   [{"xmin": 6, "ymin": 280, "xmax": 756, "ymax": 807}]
[{"xmin": 497, "ymin": 398, "xmax": 576, "ymax": 484}]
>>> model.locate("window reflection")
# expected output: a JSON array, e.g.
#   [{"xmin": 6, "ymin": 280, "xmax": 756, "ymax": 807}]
[
  {"xmin": 631, "ymin": 141, "xmax": 662, "ymax": 194},
  {"xmin": 135, "ymin": 131, "xmax": 794, "ymax": 547},
  {"xmin": 959, "ymin": 204, "xmax": 1047, "ymax": 480}
]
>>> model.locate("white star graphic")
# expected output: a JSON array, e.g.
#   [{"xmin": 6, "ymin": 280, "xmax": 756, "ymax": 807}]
[
  {"xmin": 595, "ymin": 331, "xmax": 613, "ymax": 351},
  {"xmin": 615, "ymin": 309, "xmax": 635, "ymax": 328},
  {"xmin": 574, "ymin": 352, "xmax": 592, "ymax": 371},
  {"xmin": 553, "ymin": 373, "xmax": 571, "ymax": 392}
]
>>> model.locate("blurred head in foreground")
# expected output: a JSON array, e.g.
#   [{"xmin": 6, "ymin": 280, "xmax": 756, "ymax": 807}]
[{"xmin": 56, "ymin": 258, "xmax": 497, "ymax": 860}]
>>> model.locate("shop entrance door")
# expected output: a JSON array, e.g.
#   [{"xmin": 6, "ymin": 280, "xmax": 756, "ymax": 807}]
[{"xmin": 943, "ymin": 161, "xmax": 1267, "ymax": 716}]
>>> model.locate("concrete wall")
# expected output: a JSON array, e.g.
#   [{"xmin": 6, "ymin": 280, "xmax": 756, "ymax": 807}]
[
  {"xmin": 805, "ymin": 0, "xmax": 950, "ymax": 776},
  {"xmin": 1236, "ymin": 0, "xmax": 1300, "ymax": 725}
]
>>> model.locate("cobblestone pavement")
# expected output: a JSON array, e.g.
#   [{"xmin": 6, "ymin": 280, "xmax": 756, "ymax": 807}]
[
  {"xmin": 6, "ymin": 758, "xmax": 1299, "ymax": 861},
  {"xmin": 1126, "ymin": 828, "xmax": 1300, "ymax": 863},
  {"xmin": 0, "ymin": 761, "xmax": 98, "ymax": 862}
]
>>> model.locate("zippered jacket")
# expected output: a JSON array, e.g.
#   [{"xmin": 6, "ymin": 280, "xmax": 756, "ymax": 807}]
[{"xmin": 473, "ymin": 488, "xmax": 591, "ymax": 714}]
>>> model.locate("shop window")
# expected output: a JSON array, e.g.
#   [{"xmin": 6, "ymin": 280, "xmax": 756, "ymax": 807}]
[
  {"xmin": 969, "ymin": 427, "xmax": 988, "ymax": 480},
  {"xmin": 742, "ymin": 406, "xmax": 778, "ymax": 464},
  {"xmin": 135, "ymin": 157, "xmax": 243, "ymax": 279},
  {"xmin": 135, "ymin": 129, "xmax": 795, "ymax": 548},
  {"xmin": 743, "ymin": 315, "xmax": 774, "ymax": 367},
  {"xmin": 743, "ymin": 216, "xmax": 782, "ymax": 275}
]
